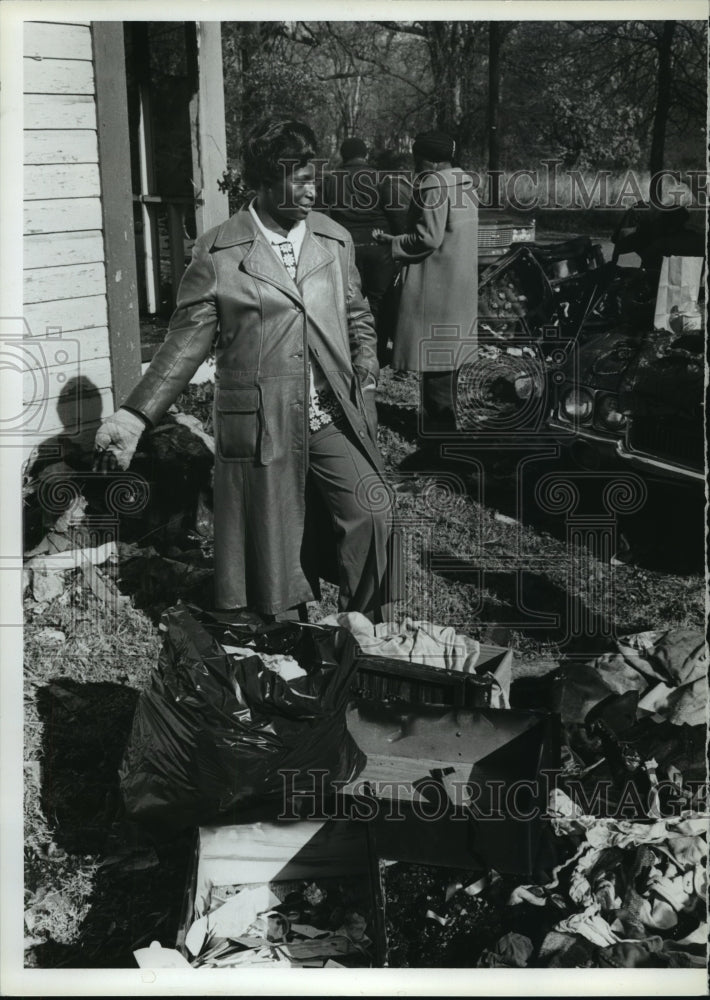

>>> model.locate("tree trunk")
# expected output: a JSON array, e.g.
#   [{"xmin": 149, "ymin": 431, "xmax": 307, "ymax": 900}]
[
  {"xmin": 649, "ymin": 21, "xmax": 676, "ymax": 175},
  {"xmin": 488, "ymin": 22, "xmax": 501, "ymax": 174}
]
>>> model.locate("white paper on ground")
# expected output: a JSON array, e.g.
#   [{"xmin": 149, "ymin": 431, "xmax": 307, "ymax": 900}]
[
  {"xmin": 637, "ymin": 681, "xmax": 674, "ymax": 716},
  {"xmin": 207, "ymin": 884, "xmax": 280, "ymax": 939},
  {"xmin": 277, "ymin": 936, "xmax": 355, "ymax": 959},
  {"xmin": 184, "ymin": 915, "xmax": 209, "ymax": 957},
  {"xmin": 133, "ymin": 940, "xmax": 193, "ymax": 968}
]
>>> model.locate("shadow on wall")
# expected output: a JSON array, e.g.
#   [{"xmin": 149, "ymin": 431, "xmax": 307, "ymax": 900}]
[{"xmin": 28, "ymin": 375, "xmax": 106, "ymax": 477}]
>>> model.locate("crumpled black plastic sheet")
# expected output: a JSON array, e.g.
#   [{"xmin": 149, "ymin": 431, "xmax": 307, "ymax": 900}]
[{"xmin": 120, "ymin": 603, "xmax": 366, "ymax": 830}]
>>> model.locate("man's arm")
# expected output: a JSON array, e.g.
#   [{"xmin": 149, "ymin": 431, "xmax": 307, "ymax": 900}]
[{"xmin": 390, "ymin": 179, "xmax": 448, "ymax": 263}]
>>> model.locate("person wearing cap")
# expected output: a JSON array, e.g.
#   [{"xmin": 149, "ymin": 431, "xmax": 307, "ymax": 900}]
[
  {"xmin": 373, "ymin": 130, "xmax": 478, "ymax": 429},
  {"xmin": 93, "ymin": 119, "xmax": 395, "ymax": 624},
  {"xmin": 323, "ymin": 138, "xmax": 410, "ymax": 362}
]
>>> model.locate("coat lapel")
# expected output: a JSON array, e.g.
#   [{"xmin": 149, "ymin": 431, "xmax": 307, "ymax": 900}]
[
  {"xmin": 241, "ymin": 237, "xmax": 304, "ymax": 306},
  {"xmin": 297, "ymin": 225, "xmax": 335, "ymax": 284},
  {"xmin": 212, "ymin": 207, "xmax": 336, "ymax": 301},
  {"xmin": 213, "ymin": 207, "xmax": 304, "ymax": 306}
]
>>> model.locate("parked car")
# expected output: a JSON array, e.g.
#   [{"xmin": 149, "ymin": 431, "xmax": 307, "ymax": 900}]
[
  {"xmin": 460, "ymin": 211, "xmax": 705, "ymax": 488},
  {"xmin": 546, "ymin": 205, "xmax": 705, "ymax": 483},
  {"xmin": 478, "ymin": 209, "xmax": 536, "ymax": 266},
  {"xmin": 548, "ymin": 314, "xmax": 704, "ymax": 483},
  {"xmin": 457, "ymin": 234, "xmax": 613, "ymax": 433}
]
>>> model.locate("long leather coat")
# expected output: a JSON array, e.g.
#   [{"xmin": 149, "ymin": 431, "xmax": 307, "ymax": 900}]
[
  {"xmin": 124, "ymin": 208, "xmax": 382, "ymax": 614},
  {"xmin": 391, "ymin": 167, "xmax": 478, "ymax": 372}
]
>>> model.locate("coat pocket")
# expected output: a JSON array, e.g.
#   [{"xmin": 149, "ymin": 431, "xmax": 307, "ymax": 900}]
[{"xmin": 215, "ymin": 387, "xmax": 260, "ymax": 461}]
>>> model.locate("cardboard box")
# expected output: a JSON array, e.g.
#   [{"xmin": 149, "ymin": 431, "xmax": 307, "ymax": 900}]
[
  {"xmin": 176, "ymin": 818, "xmax": 383, "ymax": 967},
  {"xmin": 339, "ymin": 704, "xmax": 559, "ymax": 874}
]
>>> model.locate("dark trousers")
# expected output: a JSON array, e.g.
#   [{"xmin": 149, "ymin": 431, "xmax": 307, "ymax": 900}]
[
  {"xmin": 354, "ymin": 242, "xmax": 396, "ymax": 362},
  {"xmin": 307, "ymin": 420, "xmax": 393, "ymax": 621}
]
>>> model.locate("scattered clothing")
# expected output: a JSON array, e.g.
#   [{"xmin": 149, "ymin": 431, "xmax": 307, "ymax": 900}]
[
  {"xmin": 321, "ymin": 611, "xmax": 480, "ymax": 673},
  {"xmin": 477, "ymin": 931, "xmax": 533, "ymax": 968},
  {"xmin": 500, "ymin": 797, "xmax": 708, "ymax": 968},
  {"xmin": 552, "ymin": 628, "xmax": 707, "ymax": 729}
]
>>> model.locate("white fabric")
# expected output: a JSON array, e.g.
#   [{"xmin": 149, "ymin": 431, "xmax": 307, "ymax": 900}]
[
  {"xmin": 248, "ymin": 200, "xmax": 307, "ymax": 260},
  {"xmin": 320, "ymin": 611, "xmax": 481, "ymax": 673},
  {"xmin": 653, "ymin": 254, "xmax": 704, "ymax": 332}
]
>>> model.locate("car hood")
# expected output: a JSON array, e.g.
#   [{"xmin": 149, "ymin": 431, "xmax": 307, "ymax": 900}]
[
  {"xmin": 571, "ymin": 326, "xmax": 704, "ymax": 416},
  {"xmin": 619, "ymin": 328, "xmax": 704, "ymax": 417},
  {"xmin": 572, "ymin": 327, "xmax": 643, "ymax": 390}
]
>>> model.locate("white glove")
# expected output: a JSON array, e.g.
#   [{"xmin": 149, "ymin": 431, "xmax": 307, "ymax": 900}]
[{"xmin": 93, "ymin": 408, "xmax": 147, "ymax": 471}]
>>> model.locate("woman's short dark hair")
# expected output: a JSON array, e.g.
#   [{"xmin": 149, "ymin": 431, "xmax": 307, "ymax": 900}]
[{"xmin": 242, "ymin": 119, "xmax": 319, "ymax": 190}]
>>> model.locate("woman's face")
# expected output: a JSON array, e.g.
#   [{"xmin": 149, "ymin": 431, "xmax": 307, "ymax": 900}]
[{"xmin": 262, "ymin": 162, "xmax": 317, "ymax": 228}]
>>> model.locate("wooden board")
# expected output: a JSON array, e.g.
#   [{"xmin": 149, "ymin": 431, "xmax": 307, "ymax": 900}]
[
  {"xmin": 24, "ymin": 262, "xmax": 106, "ymax": 304},
  {"xmin": 92, "ymin": 21, "xmax": 143, "ymax": 403},
  {"xmin": 24, "ymin": 129, "xmax": 98, "ymax": 165},
  {"xmin": 25, "ymin": 93, "xmax": 97, "ymax": 131},
  {"xmin": 24, "ymin": 22, "xmax": 93, "ymax": 61},
  {"xmin": 24, "ymin": 56, "xmax": 94, "ymax": 95},
  {"xmin": 24, "ymin": 231, "xmax": 105, "ymax": 269},
  {"xmin": 24, "ymin": 162, "xmax": 101, "ymax": 200},
  {"xmin": 23, "ymin": 325, "xmax": 110, "ymax": 363},
  {"xmin": 24, "ymin": 355, "xmax": 112, "ymax": 404},
  {"xmin": 24, "ymin": 293, "xmax": 107, "ymax": 334},
  {"xmin": 24, "ymin": 197, "xmax": 102, "ymax": 235}
]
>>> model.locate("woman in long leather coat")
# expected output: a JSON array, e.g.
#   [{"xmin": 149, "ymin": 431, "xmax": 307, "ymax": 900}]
[{"xmin": 94, "ymin": 120, "xmax": 395, "ymax": 621}]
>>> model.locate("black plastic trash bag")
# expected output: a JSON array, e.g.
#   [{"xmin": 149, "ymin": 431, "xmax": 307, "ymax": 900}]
[{"xmin": 119, "ymin": 603, "xmax": 366, "ymax": 830}]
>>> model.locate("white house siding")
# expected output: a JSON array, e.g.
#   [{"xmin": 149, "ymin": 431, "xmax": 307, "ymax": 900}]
[{"xmin": 23, "ymin": 20, "xmax": 114, "ymax": 440}]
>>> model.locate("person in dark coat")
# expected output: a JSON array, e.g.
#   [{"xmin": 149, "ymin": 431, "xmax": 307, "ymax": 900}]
[
  {"xmin": 374, "ymin": 131, "xmax": 478, "ymax": 427},
  {"xmin": 322, "ymin": 138, "xmax": 409, "ymax": 362},
  {"xmin": 94, "ymin": 119, "xmax": 395, "ymax": 622}
]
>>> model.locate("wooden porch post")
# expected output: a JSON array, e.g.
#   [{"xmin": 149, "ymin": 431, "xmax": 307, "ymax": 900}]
[
  {"xmin": 186, "ymin": 21, "xmax": 230, "ymax": 236},
  {"xmin": 92, "ymin": 22, "xmax": 142, "ymax": 407}
]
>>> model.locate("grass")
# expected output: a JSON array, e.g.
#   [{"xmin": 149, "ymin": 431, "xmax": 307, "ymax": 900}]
[{"xmin": 22, "ymin": 369, "xmax": 705, "ymax": 966}]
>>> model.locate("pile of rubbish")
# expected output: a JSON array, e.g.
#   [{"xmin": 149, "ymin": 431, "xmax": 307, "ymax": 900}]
[
  {"xmin": 120, "ymin": 604, "xmax": 367, "ymax": 830},
  {"xmin": 114, "ymin": 602, "xmax": 705, "ymax": 969},
  {"xmin": 478, "ymin": 792, "xmax": 707, "ymax": 969},
  {"xmin": 550, "ymin": 628, "xmax": 707, "ymax": 820},
  {"xmin": 184, "ymin": 870, "xmax": 375, "ymax": 968}
]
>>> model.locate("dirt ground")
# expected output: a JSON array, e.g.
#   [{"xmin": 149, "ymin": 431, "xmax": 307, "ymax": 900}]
[{"xmin": 22, "ymin": 368, "xmax": 705, "ymax": 967}]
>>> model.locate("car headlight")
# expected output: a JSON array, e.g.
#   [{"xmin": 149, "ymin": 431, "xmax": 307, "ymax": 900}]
[
  {"xmin": 512, "ymin": 227, "xmax": 535, "ymax": 242},
  {"xmin": 597, "ymin": 394, "xmax": 627, "ymax": 430},
  {"xmin": 561, "ymin": 388, "xmax": 594, "ymax": 421}
]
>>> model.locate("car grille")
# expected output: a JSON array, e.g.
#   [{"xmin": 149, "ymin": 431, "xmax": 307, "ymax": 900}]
[
  {"xmin": 628, "ymin": 416, "xmax": 704, "ymax": 471},
  {"xmin": 478, "ymin": 223, "xmax": 535, "ymax": 252}
]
